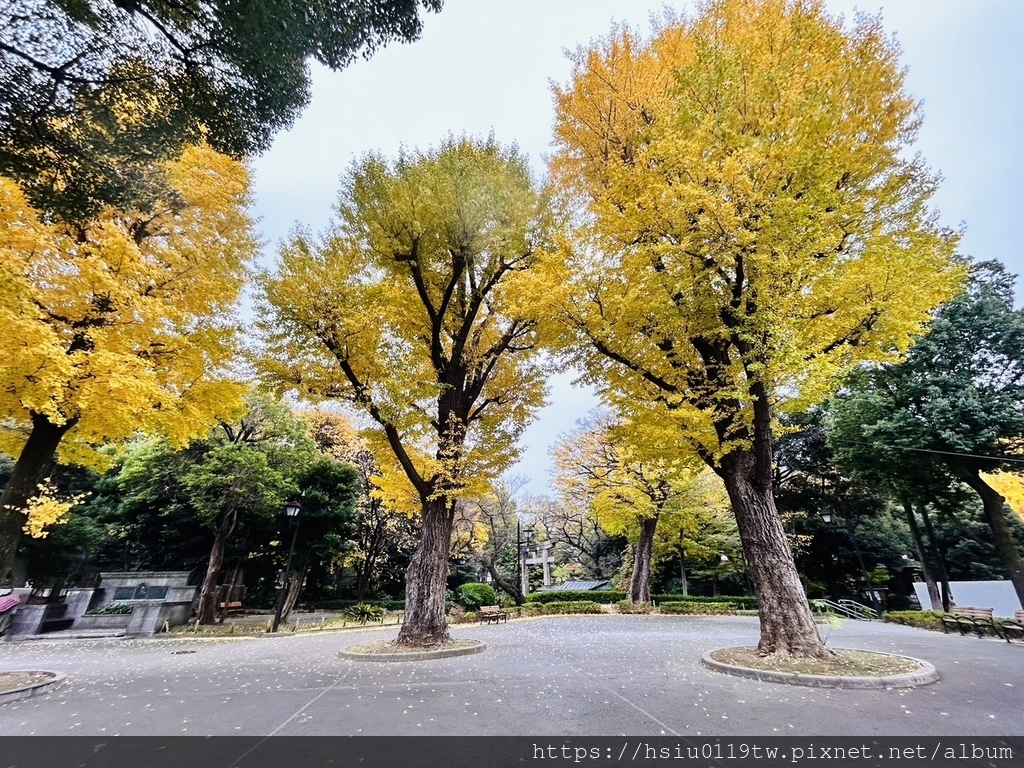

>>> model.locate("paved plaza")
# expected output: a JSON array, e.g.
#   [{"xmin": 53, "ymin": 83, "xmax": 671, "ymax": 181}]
[{"xmin": 0, "ymin": 615, "xmax": 1021, "ymax": 736}]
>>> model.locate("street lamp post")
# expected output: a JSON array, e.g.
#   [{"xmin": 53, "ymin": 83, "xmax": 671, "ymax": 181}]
[
  {"xmin": 518, "ymin": 523, "xmax": 534, "ymax": 598},
  {"xmin": 713, "ymin": 553, "xmax": 729, "ymax": 596},
  {"xmin": 271, "ymin": 498, "xmax": 303, "ymax": 633}
]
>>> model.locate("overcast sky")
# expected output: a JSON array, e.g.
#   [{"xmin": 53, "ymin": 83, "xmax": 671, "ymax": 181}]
[{"xmin": 249, "ymin": 0, "xmax": 1024, "ymax": 497}]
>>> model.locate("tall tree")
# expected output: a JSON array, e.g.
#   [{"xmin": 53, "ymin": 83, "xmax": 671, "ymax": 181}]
[
  {"xmin": 260, "ymin": 137, "xmax": 550, "ymax": 647},
  {"xmin": 0, "ymin": 144, "xmax": 255, "ymax": 586},
  {"xmin": 552, "ymin": 411, "xmax": 721, "ymax": 604},
  {"xmin": 0, "ymin": 0, "xmax": 442, "ymax": 220},
  {"xmin": 830, "ymin": 261, "xmax": 1024, "ymax": 608},
  {"xmin": 545, "ymin": 0, "xmax": 962, "ymax": 656}
]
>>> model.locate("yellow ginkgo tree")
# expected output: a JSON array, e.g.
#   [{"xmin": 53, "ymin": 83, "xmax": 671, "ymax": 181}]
[
  {"xmin": 545, "ymin": 0, "xmax": 964, "ymax": 656},
  {"xmin": 553, "ymin": 411, "xmax": 728, "ymax": 604},
  {"xmin": 0, "ymin": 144, "xmax": 256, "ymax": 584},
  {"xmin": 260, "ymin": 137, "xmax": 550, "ymax": 647}
]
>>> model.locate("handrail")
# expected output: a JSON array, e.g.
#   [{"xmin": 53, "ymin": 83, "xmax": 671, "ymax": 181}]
[{"xmin": 810, "ymin": 598, "xmax": 879, "ymax": 620}]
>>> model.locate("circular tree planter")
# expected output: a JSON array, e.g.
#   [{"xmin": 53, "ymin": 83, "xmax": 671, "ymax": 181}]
[
  {"xmin": 339, "ymin": 639, "xmax": 486, "ymax": 662},
  {"xmin": 0, "ymin": 671, "xmax": 66, "ymax": 704},
  {"xmin": 701, "ymin": 647, "xmax": 938, "ymax": 689}
]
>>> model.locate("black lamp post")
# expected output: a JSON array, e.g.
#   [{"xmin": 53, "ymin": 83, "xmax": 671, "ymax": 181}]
[
  {"xmin": 518, "ymin": 523, "xmax": 535, "ymax": 598},
  {"xmin": 271, "ymin": 498, "xmax": 302, "ymax": 633}
]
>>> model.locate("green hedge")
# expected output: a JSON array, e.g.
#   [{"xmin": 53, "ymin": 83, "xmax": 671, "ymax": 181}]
[
  {"xmin": 883, "ymin": 610, "xmax": 945, "ymax": 631},
  {"xmin": 522, "ymin": 600, "xmax": 604, "ymax": 615},
  {"xmin": 314, "ymin": 599, "xmax": 404, "ymax": 611},
  {"xmin": 654, "ymin": 594, "xmax": 758, "ymax": 609},
  {"xmin": 456, "ymin": 583, "xmax": 497, "ymax": 611},
  {"xmin": 659, "ymin": 601, "xmax": 734, "ymax": 615},
  {"xmin": 525, "ymin": 591, "xmax": 625, "ymax": 604}
]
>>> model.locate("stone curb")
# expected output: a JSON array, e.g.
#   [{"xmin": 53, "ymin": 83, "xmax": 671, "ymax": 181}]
[
  {"xmin": 700, "ymin": 648, "xmax": 940, "ymax": 689},
  {"xmin": 0, "ymin": 671, "xmax": 66, "ymax": 705},
  {"xmin": 339, "ymin": 640, "xmax": 487, "ymax": 662}
]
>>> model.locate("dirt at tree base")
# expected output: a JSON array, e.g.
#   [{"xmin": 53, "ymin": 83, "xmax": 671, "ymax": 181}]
[
  {"xmin": 345, "ymin": 639, "xmax": 479, "ymax": 654},
  {"xmin": 710, "ymin": 647, "xmax": 923, "ymax": 677},
  {"xmin": 0, "ymin": 671, "xmax": 56, "ymax": 694}
]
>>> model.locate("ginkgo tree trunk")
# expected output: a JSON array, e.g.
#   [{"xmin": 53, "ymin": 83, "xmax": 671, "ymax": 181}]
[
  {"xmin": 545, "ymin": 0, "xmax": 963, "ymax": 657},
  {"xmin": 260, "ymin": 137, "xmax": 549, "ymax": 647}
]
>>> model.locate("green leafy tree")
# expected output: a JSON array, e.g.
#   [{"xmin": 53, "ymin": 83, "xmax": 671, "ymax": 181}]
[
  {"xmin": 830, "ymin": 261, "xmax": 1024, "ymax": 607},
  {"xmin": 0, "ymin": 0, "xmax": 442, "ymax": 220}
]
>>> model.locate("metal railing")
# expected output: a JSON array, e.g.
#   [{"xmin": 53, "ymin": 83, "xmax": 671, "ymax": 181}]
[{"xmin": 810, "ymin": 598, "xmax": 880, "ymax": 620}]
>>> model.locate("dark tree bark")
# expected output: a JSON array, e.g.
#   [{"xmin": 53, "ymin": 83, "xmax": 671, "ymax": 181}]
[
  {"xmin": 485, "ymin": 563, "xmax": 523, "ymax": 605},
  {"xmin": 396, "ymin": 498, "xmax": 455, "ymax": 646},
  {"xmin": 918, "ymin": 504, "xmax": 954, "ymax": 610},
  {"xmin": 714, "ymin": 388, "xmax": 832, "ymax": 658},
  {"xmin": 0, "ymin": 412, "xmax": 77, "ymax": 587},
  {"xmin": 902, "ymin": 501, "xmax": 941, "ymax": 611},
  {"xmin": 281, "ymin": 562, "xmax": 308, "ymax": 622},
  {"xmin": 197, "ymin": 527, "xmax": 227, "ymax": 624},
  {"xmin": 629, "ymin": 516, "xmax": 658, "ymax": 604},
  {"xmin": 958, "ymin": 470, "xmax": 1024, "ymax": 608}
]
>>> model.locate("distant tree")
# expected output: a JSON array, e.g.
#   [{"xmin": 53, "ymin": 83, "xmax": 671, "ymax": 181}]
[
  {"xmin": 830, "ymin": 262, "xmax": 1024, "ymax": 607},
  {"xmin": 537, "ymin": 498, "xmax": 624, "ymax": 581},
  {"xmin": 0, "ymin": 145, "xmax": 255, "ymax": 586},
  {"xmin": 260, "ymin": 138, "xmax": 551, "ymax": 646},
  {"xmin": 0, "ymin": 0, "xmax": 442, "ymax": 220}
]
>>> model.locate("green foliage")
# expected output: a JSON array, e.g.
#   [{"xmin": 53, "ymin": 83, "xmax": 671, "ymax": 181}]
[
  {"xmin": 0, "ymin": 0, "xmax": 442, "ymax": 220},
  {"xmin": 313, "ymin": 599, "xmax": 403, "ymax": 612},
  {"xmin": 659, "ymin": 601, "xmax": 734, "ymax": 615},
  {"xmin": 653, "ymin": 594, "xmax": 758, "ymax": 610},
  {"xmin": 525, "ymin": 590, "xmax": 625, "ymax": 604},
  {"xmin": 522, "ymin": 601, "xmax": 604, "ymax": 616},
  {"xmin": 456, "ymin": 582, "xmax": 497, "ymax": 611},
  {"xmin": 345, "ymin": 602, "xmax": 384, "ymax": 624},
  {"xmin": 883, "ymin": 611, "xmax": 945, "ymax": 631},
  {"xmin": 84, "ymin": 602, "xmax": 133, "ymax": 616}
]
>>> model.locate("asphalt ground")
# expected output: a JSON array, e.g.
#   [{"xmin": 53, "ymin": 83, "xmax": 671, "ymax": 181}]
[{"xmin": 0, "ymin": 615, "xmax": 1021, "ymax": 737}]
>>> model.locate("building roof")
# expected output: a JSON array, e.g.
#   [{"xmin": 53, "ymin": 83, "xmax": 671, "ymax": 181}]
[{"xmin": 538, "ymin": 580, "xmax": 610, "ymax": 592}]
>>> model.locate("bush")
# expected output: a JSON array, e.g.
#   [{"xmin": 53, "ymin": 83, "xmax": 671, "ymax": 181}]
[
  {"xmin": 346, "ymin": 603, "xmax": 384, "ymax": 624},
  {"xmin": 456, "ymin": 582, "xmax": 498, "ymax": 611},
  {"xmin": 84, "ymin": 602, "xmax": 133, "ymax": 616},
  {"xmin": 885, "ymin": 594, "xmax": 915, "ymax": 612},
  {"xmin": 525, "ymin": 590, "xmax": 625, "ymax": 604},
  {"xmin": 884, "ymin": 610, "xmax": 945, "ymax": 631},
  {"xmin": 523, "ymin": 600, "xmax": 604, "ymax": 616},
  {"xmin": 659, "ymin": 601, "xmax": 733, "ymax": 615},
  {"xmin": 617, "ymin": 600, "xmax": 652, "ymax": 614},
  {"xmin": 653, "ymin": 594, "xmax": 758, "ymax": 610},
  {"xmin": 314, "ymin": 599, "xmax": 404, "ymax": 612}
]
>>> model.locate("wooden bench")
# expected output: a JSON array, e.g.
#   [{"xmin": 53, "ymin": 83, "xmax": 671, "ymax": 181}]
[
  {"xmin": 216, "ymin": 601, "xmax": 245, "ymax": 622},
  {"xmin": 479, "ymin": 605, "xmax": 507, "ymax": 625},
  {"xmin": 940, "ymin": 607, "xmax": 1003, "ymax": 639},
  {"xmin": 1000, "ymin": 610, "xmax": 1024, "ymax": 643}
]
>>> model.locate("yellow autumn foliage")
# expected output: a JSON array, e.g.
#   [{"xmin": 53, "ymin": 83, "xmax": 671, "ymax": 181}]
[
  {"xmin": 545, "ymin": 0, "xmax": 964, "ymax": 465},
  {"xmin": 980, "ymin": 471, "xmax": 1024, "ymax": 521},
  {"xmin": 10, "ymin": 479, "xmax": 88, "ymax": 539},
  {"xmin": 0, "ymin": 144, "xmax": 256, "ymax": 467}
]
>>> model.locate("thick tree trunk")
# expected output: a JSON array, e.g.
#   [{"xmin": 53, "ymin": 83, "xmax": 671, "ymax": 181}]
[
  {"xmin": 397, "ymin": 498, "xmax": 455, "ymax": 647},
  {"xmin": 629, "ymin": 516, "xmax": 658, "ymax": 604},
  {"xmin": 902, "ymin": 501, "xmax": 940, "ymax": 610},
  {"xmin": 281, "ymin": 562, "xmax": 307, "ymax": 622},
  {"xmin": 720, "ymin": 446, "xmax": 832, "ymax": 658},
  {"xmin": 960, "ymin": 471, "xmax": 1024, "ymax": 608},
  {"xmin": 197, "ymin": 527, "xmax": 228, "ymax": 624},
  {"xmin": 0, "ymin": 413, "xmax": 76, "ymax": 587},
  {"xmin": 679, "ymin": 552, "xmax": 689, "ymax": 597}
]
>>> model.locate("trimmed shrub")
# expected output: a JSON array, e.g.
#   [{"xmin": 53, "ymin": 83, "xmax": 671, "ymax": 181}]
[
  {"xmin": 456, "ymin": 582, "xmax": 498, "ymax": 610},
  {"xmin": 617, "ymin": 600, "xmax": 652, "ymax": 614},
  {"xmin": 659, "ymin": 601, "xmax": 733, "ymax": 615},
  {"xmin": 525, "ymin": 590, "xmax": 625, "ymax": 604},
  {"xmin": 884, "ymin": 610, "xmax": 945, "ymax": 631},
  {"xmin": 315, "ymin": 599, "xmax": 404, "ymax": 612},
  {"xmin": 523, "ymin": 600, "xmax": 604, "ymax": 615},
  {"xmin": 84, "ymin": 602, "xmax": 133, "ymax": 616},
  {"xmin": 654, "ymin": 594, "xmax": 757, "ymax": 610}
]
